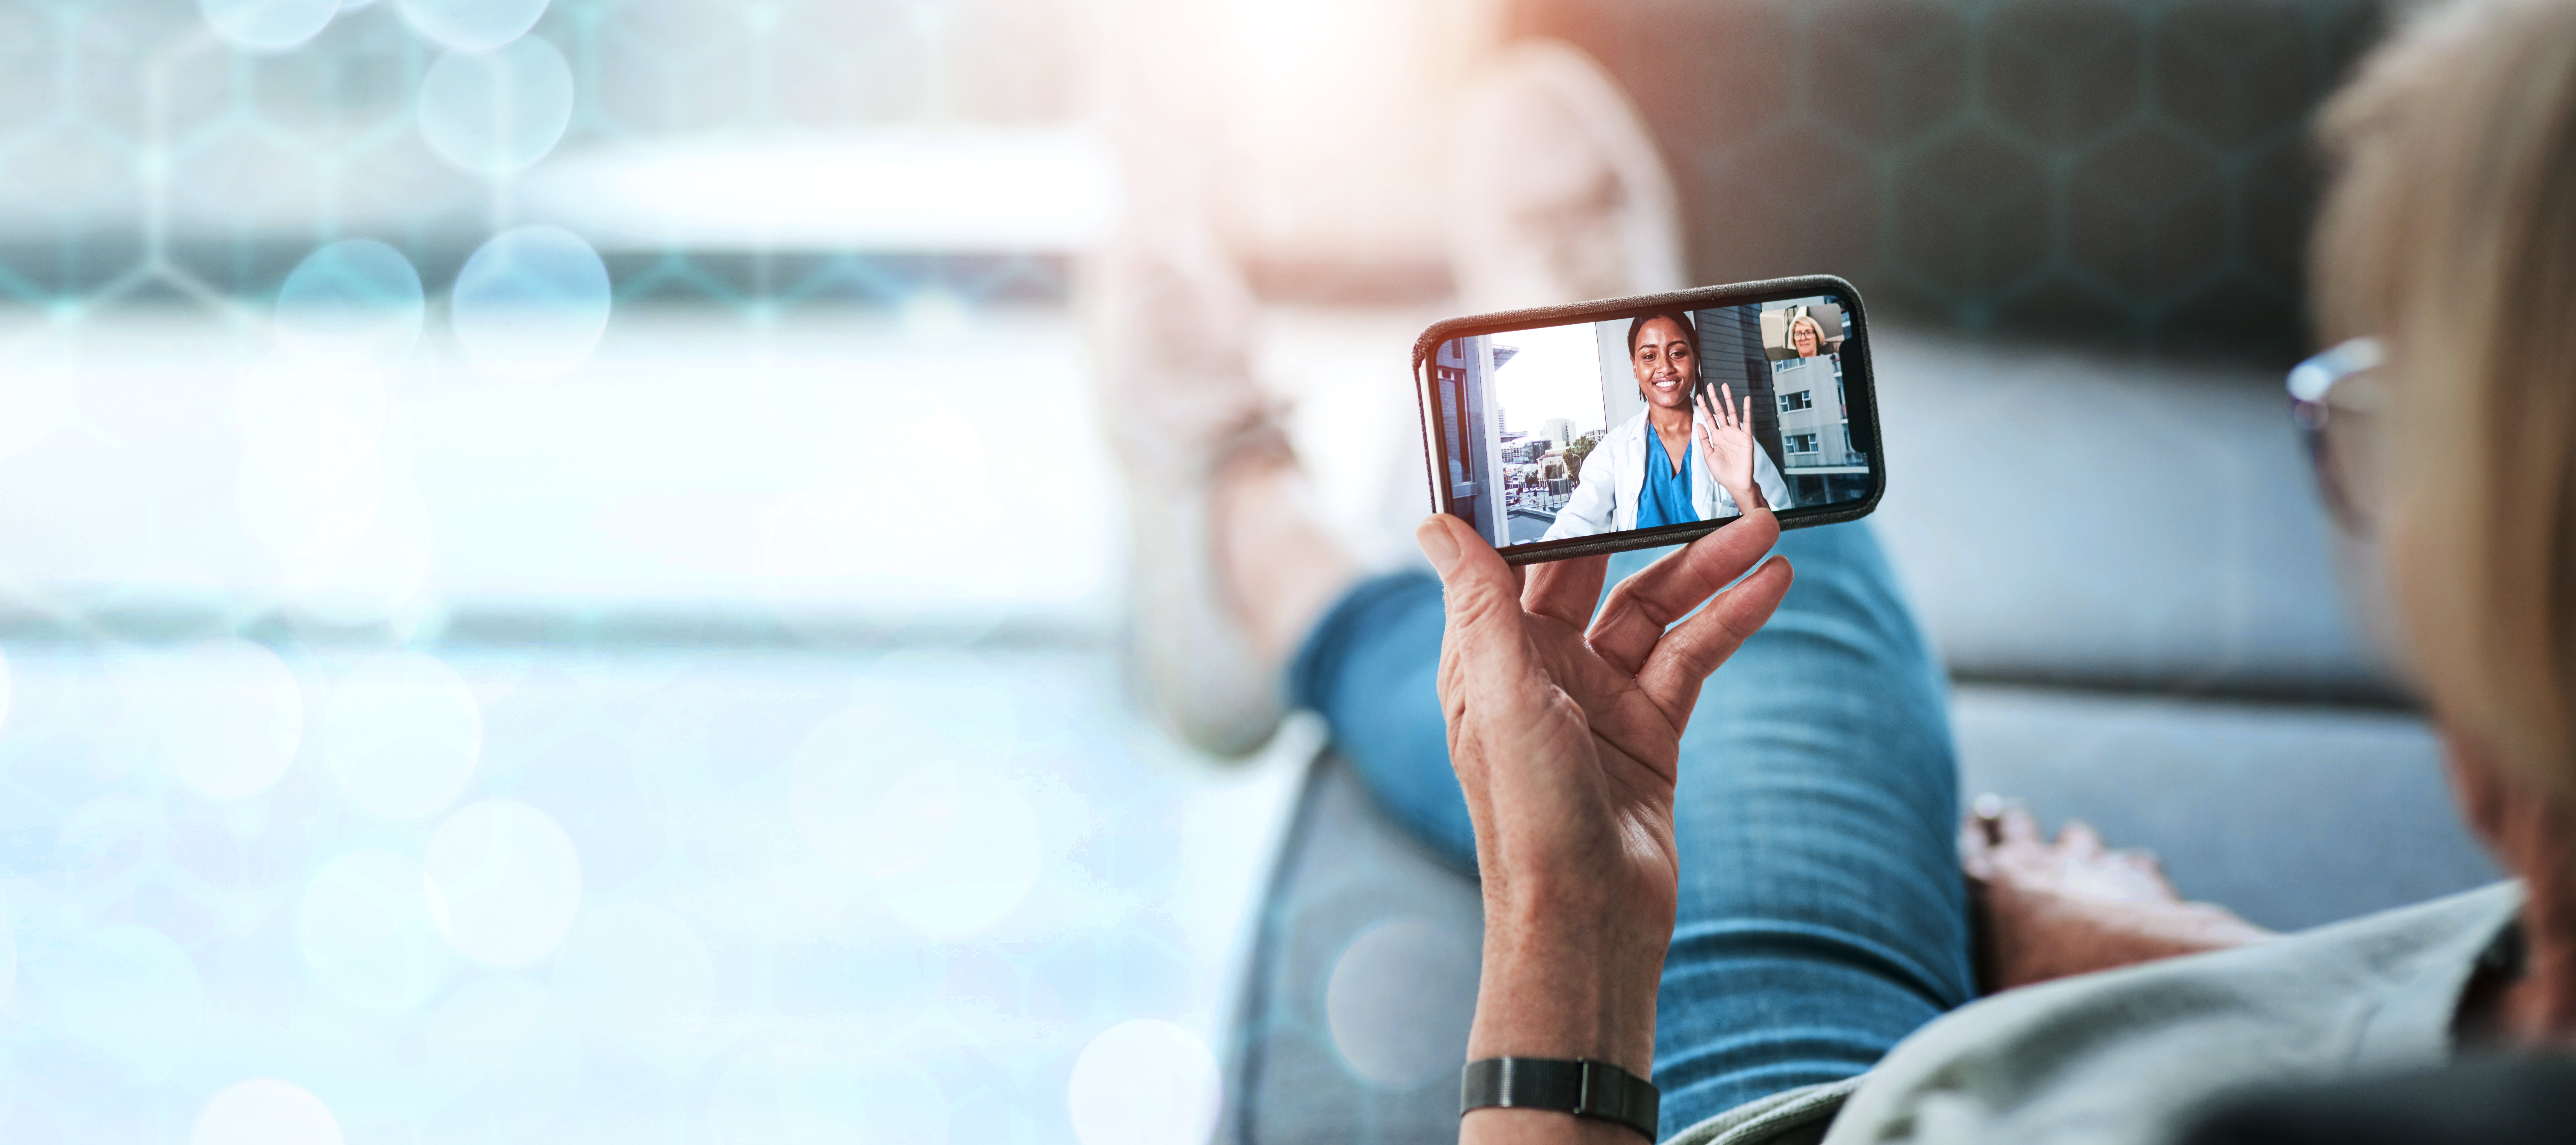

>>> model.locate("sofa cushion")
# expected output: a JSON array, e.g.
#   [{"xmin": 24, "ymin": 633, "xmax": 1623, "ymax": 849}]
[{"xmin": 1870, "ymin": 326, "xmax": 2399, "ymax": 700}]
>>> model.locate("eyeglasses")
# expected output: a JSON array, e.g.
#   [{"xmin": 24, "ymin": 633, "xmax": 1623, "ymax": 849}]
[{"xmin": 2287, "ymin": 337, "xmax": 2385, "ymax": 535}]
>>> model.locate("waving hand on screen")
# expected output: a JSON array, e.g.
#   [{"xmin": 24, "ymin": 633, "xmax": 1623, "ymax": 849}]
[{"xmin": 1694, "ymin": 381, "xmax": 1765, "ymax": 513}]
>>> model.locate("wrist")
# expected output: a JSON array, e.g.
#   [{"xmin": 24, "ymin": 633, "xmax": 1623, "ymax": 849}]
[
  {"xmin": 1461, "ymin": 1058, "xmax": 1661, "ymax": 1144},
  {"xmin": 1468, "ymin": 904, "xmax": 1668, "ymax": 1076}
]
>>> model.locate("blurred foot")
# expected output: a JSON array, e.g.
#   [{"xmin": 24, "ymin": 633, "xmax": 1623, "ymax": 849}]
[
  {"xmin": 1961, "ymin": 795, "xmax": 2275, "ymax": 992},
  {"xmin": 1093, "ymin": 222, "xmax": 1353, "ymax": 759},
  {"xmin": 1449, "ymin": 38, "xmax": 1687, "ymax": 312}
]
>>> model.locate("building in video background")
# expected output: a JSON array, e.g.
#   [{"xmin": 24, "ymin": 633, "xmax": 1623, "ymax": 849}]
[
  {"xmin": 1693, "ymin": 305, "xmax": 1787, "ymax": 479},
  {"xmin": 1761, "ymin": 297, "xmax": 1870, "ymax": 506},
  {"xmin": 1433, "ymin": 335, "xmax": 1510, "ymax": 543}
]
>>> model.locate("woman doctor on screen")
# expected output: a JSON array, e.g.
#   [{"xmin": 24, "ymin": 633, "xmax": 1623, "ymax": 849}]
[{"xmin": 1540, "ymin": 310, "xmax": 1790, "ymax": 541}]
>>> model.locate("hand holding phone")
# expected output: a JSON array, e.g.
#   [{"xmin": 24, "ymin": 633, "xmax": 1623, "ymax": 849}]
[{"xmin": 1415, "ymin": 277, "xmax": 1882, "ymax": 563}]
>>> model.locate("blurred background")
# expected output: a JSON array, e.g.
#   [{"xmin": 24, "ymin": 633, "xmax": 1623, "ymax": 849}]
[
  {"xmin": 0, "ymin": 0, "xmax": 1501, "ymax": 1141},
  {"xmin": 0, "ymin": 0, "xmax": 2511, "ymax": 1142}
]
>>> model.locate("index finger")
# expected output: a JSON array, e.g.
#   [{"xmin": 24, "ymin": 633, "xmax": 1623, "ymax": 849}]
[
  {"xmin": 1523, "ymin": 553, "xmax": 1606, "ymax": 631},
  {"xmin": 1635, "ymin": 554, "xmax": 1789, "ymax": 725},
  {"xmin": 1586, "ymin": 509, "xmax": 1781, "ymax": 676}
]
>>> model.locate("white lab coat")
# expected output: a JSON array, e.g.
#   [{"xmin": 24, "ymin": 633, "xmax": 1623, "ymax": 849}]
[{"xmin": 1539, "ymin": 407, "xmax": 1792, "ymax": 541}]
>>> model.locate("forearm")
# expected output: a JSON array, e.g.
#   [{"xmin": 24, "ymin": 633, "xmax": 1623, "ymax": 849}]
[
  {"xmin": 1417, "ymin": 510, "xmax": 1791, "ymax": 1145},
  {"xmin": 1461, "ymin": 894, "xmax": 1669, "ymax": 1142},
  {"xmin": 1980, "ymin": 887, "xmax": 2274, "ymax": 990},
  {"xmin": 1462, "ymin": 1104, "xmax": 1647, "ymax": 1145}
]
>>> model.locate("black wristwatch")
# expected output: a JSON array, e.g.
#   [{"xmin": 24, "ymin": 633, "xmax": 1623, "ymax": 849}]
[{"xmin": 1461, "ymin": 1057, "xmax": 1661, "ymax": 1140}]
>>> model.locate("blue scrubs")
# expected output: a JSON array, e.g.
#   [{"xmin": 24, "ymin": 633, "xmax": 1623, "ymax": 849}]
[{"xmin": 1635, "ymin": 425, "xmax": 1697, "ymax": 529}]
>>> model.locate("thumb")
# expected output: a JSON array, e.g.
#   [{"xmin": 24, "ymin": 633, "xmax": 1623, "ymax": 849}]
[{"xmin": 1417, "ymin": 514, "xmax": 1523, "ymax": 644}]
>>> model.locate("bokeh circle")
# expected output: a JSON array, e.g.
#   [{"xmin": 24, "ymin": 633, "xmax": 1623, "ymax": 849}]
[
  {"xmin": 39, "ymin": 923, "xmax": 204, "ymax": 1081},
  {"xmin": 417, "ymin": 38, "xmax": 574, "ymax": 175},
  {"xmin": 275, "ymin": 240, "xmax": 425, "ymax": 358},
  {"xmin": 787, "ymin": 706, "xmax": 1043, "ymax": 939},
  {"xmin": 1323, "ymin": 916, "xmax": 1479, "ymax": 1088},
  {"xmin": 0, "ymin": 647, "xmax": 17, "ymax": 739},
  {"xmin": 191, "ymin": 1078, "xmax": 344, "ymax": 1145},
  {"xmin": 553, "ymin": 902, "xmax": 714, "ymax": 1055},
  {"xmin": 397, "ymin": 0, "xmax": 550, "ymax": 51},
  {"xmin": 321, "ymin": 652, "xmax": 483, "ymax": 819},
  {"xmin": 1066, "ymin": 1020, "xmax": 1220, "ymax": 1145},
  {"xmin": 424, "ymin": 799, "xmax": 583, "ymax": 967},
  {"xmin": 160, "ymin": 639, "xmax": 305, "ymax": 802},
  {"xmin": 421, "ymin": 974, "xmax": 584, "ymax": 1130},
  {"xmin": 449, "ymin": 225, "xmax": 611, "ymax": 379},
  {"xmin": 299, "ymin": 848, "xmax": 450, "ymax": 1010},
  {"xmin": 200, "ymin": 0, "xmax": 339, "ymax": 53},
  {"xmin": 707, "ymin": 1050, "xmax": 949, "ymax": 1145}
]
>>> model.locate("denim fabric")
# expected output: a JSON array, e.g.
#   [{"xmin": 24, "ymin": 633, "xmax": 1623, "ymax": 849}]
[{"xmin": 1287, "ymin": 523, "xmax": 1974, "ymax": 1137}]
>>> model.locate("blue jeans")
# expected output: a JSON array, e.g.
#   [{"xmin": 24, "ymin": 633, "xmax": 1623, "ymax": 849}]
[{"xmin": 1287, "ymin": 523, "xmax": 1974, "ymax": 1137}]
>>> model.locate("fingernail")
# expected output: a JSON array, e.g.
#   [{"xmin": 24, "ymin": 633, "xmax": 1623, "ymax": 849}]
[
  {"xmin": 1972, "ymin": 793, "xmax": 2004, "ymax": 820},
  {"xmin": 1415, "ymin": 516, "xmax": 1462, "ymax": 574}
]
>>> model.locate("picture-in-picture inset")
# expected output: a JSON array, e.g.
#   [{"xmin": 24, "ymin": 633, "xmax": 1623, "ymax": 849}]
[{"xmin": 1430, "ymin": 293, "xmax": 1869, "ymax": 550}]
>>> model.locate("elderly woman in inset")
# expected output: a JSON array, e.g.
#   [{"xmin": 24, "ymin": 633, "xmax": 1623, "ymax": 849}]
[
  {"xmin": 1540, "ymin": 309, "xmax": 1790, "ymax": 541},
  {"xmin": 1786, "ymin": 312, "xmax": 1827, "ymax": 358}
]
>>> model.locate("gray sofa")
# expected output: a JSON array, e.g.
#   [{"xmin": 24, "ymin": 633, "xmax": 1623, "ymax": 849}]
[{"xmin": 1222, "ymin": 1, "xmax": 2502, "ymax": 1141}]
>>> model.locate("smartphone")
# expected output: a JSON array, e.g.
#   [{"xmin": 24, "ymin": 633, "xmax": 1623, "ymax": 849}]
[{"xmin": 1414, "ymin": 277, "xmax": 1882, "ymax": 564}]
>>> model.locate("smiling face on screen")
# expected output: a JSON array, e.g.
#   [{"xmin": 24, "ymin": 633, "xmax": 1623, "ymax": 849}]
[
  {"xmin": 1632, "ymin": 316, "xmax": 1698, "ymax": 412},
  {"xmin": 1790, "ymin": 316, "xmax": 1822, "ymax": 358}
]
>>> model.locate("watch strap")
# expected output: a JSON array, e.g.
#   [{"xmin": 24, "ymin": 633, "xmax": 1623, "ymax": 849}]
[{"xmin": 1461, "ymin": 1057, "xmax": 1660, "ymax": 1140}]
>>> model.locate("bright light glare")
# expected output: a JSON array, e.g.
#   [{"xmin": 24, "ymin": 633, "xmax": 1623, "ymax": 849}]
[
  {"xmin": 159, "ymin": 639, "xmax": 304, "ymax": 802},
  {"xmin": 554, "ymin": 902, "xmax": 715, "ymax": 1054},
  {"xmin": 30, "ymin": 923, "xmax": 204, "ymax": 1081},
  {"xmin": 787, "ymin": 705, "xmax": 1042, "ymax": 939},
  {"xmin": 0, "ymin": 905, "xmax": 15, "ymax": 1009},
  {"xmin": 520, "ymin": 131, "xmax": 1119, "ymax": 252},
  {"xmin": 397, "ymin": 0, "xmax": 549, "ymax": 51},
  {"xmin": 199, "ymin": 0, "xmax": 339, "ymax": 53},
  {"xmin": 449, "ymin": 225, "xmax": 613, "ymax": 379},
  {"xmin": 1067, "ymin": 1020, "xmax": 1220, "ymax": 1145},
  {"xmin": 1493, "ymin": 321, "xmax": 1616, "ymax": 436},
  {"xmin": 418, "ymin": 38, "xmax": 575, "ymax": 175},
  {"xmin": 299, "ymin": 848, "xmax": 449, "ymax": 1010},
  {"xmin": 420, "ymin": 974, "xmax": 584, "ymax": 1129},
  {"xmin": 321, "ymin": 652, "xmax": 483, "ymax": 820},
  {"xmin": 707, "ymin": 1051, "xmax": 949, "ymax": 1145},
  {"xmin": 191, "ymin": 1079, "xmax": 344, "ymax": 1145},
  {"xmin": 424, "ymin": 799, "xmax": 584, "ymax": 967},
  {"xmin": 787, "ymin": 705, "xmax": 955, "ymax": 876},
  {"xmin": 274, "ymin": 240, "xmax": 426, "ymax": 358},
  {"xmin": 0, "ymin": 346, "xmax": 71, "ymax": 462},
  {"xmin": 234, "ymin": 350, "xmax": 390, "ymax": 569}
]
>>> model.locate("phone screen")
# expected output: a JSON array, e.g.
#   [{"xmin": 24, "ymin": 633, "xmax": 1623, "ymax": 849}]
[{"xmin": 1420, "ymin": 285, "xmax": 1878, "ymax": 561}]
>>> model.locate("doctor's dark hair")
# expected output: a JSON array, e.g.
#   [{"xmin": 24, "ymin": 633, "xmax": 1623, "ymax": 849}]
[{"xmin": 1626, "ymin": 310, "xmax": 1700, "ymax": 362}]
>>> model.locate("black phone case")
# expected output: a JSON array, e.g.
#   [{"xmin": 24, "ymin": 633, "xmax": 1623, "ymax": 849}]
[{"xmin": 1412, "ymin": 275, "xmax": 1884, "ymax": 565}]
